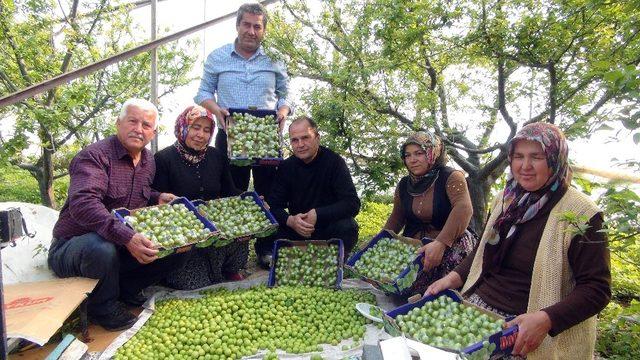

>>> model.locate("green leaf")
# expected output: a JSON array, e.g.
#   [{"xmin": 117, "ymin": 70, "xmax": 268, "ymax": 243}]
[
  {"xmin": 603, "ymin": 70, "xmax": 623, "ymax": 83},
  {"xmin": 595, "ymin": 124, "xmax": 614, "ymax": 132}
]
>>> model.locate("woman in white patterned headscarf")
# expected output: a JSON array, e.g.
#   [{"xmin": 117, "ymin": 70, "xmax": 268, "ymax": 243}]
[{"xmin": 383, "ymin": 131, "xmax": 477, "ymax": 295}]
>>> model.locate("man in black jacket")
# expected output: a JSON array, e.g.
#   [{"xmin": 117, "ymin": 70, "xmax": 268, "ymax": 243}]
[{"xmin": 256, "ymin": 116, "xmax": 360, "ymax": 268}]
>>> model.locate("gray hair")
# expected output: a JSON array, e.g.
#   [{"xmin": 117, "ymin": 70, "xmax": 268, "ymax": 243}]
[
  {"xmin": 236, "ymin": 3, "xmax": 268, "ymax": 28},
  {"xmin": 118, "ymin": 98, "xmax": 159, "ymax": 129}
]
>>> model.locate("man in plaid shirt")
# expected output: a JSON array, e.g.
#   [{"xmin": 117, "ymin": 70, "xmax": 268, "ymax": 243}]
[{"xmin": 49, "ymin": 99, "xmax": 186, "ymax": 331}]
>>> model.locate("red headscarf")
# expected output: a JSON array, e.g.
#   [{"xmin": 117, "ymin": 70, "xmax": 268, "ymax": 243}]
[{"xmin": 173, "ymin": 105, "xmax": 215, "ymax": 164}]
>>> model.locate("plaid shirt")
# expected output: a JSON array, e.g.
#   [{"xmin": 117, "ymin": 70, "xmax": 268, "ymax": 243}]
[
  {"xmin": 53, "ymin": 135, "xmax": 160, "ymax": 245},
  {"xmin": 194, "ymin": 42, "xmax": 291, "ymax": 127}
]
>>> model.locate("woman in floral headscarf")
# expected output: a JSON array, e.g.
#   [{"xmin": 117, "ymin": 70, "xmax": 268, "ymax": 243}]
[
  {"xmin": 383, "ymin": 131, "xmax": 477, "ymax": 294},
  {"xmin": 153, "ymin": 105, "xmax": 245, "ymax": 290},
  {"xmin": 426, "ymin": 123, "xmax": 611, "ymax": 359}
]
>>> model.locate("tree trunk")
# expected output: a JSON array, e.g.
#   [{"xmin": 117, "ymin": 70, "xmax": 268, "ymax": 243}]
[
  {"xmin": 466, "ymin": 175, "xmax": 492, "ymax": 236},
  {"xmin": 38, "ymin": 148, "xmax": 56, "ymax": 208}
]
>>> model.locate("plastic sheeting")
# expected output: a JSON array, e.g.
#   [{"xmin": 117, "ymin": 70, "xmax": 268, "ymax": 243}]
[
  {"xmin": 0, "ymin": 202, "xmax": 58, "ymax": 284},
  {"xmin": 99, "ymin": 275, "xmax": 402, "ymax": 360}
]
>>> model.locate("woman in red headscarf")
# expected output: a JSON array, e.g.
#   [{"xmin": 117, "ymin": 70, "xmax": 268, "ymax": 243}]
[{"xmin": 153, "ymin": 105, "xmax": 245, "ymax": 290}]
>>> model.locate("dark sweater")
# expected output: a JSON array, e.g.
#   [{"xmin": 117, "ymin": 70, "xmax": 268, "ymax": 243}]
[
  {"xmin": 268, "ymin": 146, "xmax": 361, "ymax": 227},
  {"xmin": 456, "ymin": 186, "xmax": 611, "ymax": 336},
  {"xmin": 152, "ymin": 145, "xmax": 239, "ymax": 201}
]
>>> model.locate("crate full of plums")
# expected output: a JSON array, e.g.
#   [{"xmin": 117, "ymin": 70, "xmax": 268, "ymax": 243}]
[
  {"xmin": 226, "ymin": 108, "xmax": 283, "ymax": 166},
  {"xmin": 384, "ymin": 290, "xmax": 519, "ymax": 359},
  {"xmin": 345, "ymin": 229, "xmax": 428, "ymax": 295},
  {"xmin": 268, "ymin": 239, "xmax": 344, "ymax": 289},
  {"xmin": 194, "ymin": 191, "xmax": 278, "ymax": 248},
  {"xmin": 113, "ymin": 197, "xmax": 219, "ymax": 258}
]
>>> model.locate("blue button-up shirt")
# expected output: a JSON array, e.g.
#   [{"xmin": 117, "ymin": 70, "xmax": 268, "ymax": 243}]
[{"xmin": 194, "ymin": 42, "xmax": 291, "ymax": 124}]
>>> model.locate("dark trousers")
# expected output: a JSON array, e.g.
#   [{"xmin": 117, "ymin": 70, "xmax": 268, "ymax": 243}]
[
  {"xmin": 215, "ymin": 129, "xmax": 277, "ymax": 197},
  {"xmin": 255, "ymin": 217, "xmax": 359, "ymax": 260},
  {"xmin": 48, "ymin": 232, "xmax": 188, "ymax": 316}
]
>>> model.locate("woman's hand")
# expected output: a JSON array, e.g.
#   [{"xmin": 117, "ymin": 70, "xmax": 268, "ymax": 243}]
[
  {"xmin": 504, "ymin": 311, "xmax": 552, "ymax": 356},
  {"xmin": 424, "ymin": 271, "xmax": 463, "ymax": 296},
  {"xmin": 158, "ymin": 192, "xmax": 177, "ymax": 205},
  {"xmin": 259, "ymin": 195, "xmax": 270, "ymax": 210},
  {"xmin": 418, "ymin": 240, "xmax": 447, "ymax": 272}
]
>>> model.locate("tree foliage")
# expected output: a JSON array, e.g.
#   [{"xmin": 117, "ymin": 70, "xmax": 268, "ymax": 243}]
[
  {"xmin": 596, "ymin": 300, "xmax": 640, "ymax": 359},
  {"xmin": 265, "ymin": 0, "xmax": 640, "ymax": 229},
  {"xmin": 0, "ymin": 0, "xmax": 197, "ymax": 207}
]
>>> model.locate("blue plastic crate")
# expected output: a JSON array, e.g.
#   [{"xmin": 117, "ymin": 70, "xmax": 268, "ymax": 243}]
[
  {"xmin": 226, "ymin": 108, "xmax": 284, "ymax": 167},
  {"xmin": 194, "ymin": 191, "xmax": 278, "ymax": 246},
  {"xmin": 267, "ymin": 239, "xmax": 344, "ymax": 289},
  {"xmin": 384, "ymin": 290, "xmax": 518, "ymax": 358},
  {"xmin": 112, "ymin": 197, "xmax": 220, "ymax": 258},
  {"xmin": 345, "ymin": 229, "xmax": 428, "ymax": 295}
]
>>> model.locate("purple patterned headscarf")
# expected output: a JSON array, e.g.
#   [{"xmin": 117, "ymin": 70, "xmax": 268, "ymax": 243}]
[{"xmin": 486, "ymin": 122, "xmax": 570, "ymax": 245}]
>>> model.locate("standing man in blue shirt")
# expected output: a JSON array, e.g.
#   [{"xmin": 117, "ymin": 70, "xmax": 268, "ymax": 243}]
[{"xmin": 194, "ymin": 2, "xmax": 292, "ymax": 198}]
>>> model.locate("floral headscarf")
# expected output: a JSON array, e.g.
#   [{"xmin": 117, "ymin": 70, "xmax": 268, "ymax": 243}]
[
  {"xmin": 173, "ymin": 105, "xmax": 215, "ymax": 165},
  {"xmin": 400, "ymin": 132, "xmax": 447, "ymax": 195},
  {"xmin": 486, "ymin": 122, "xmax": 570, "ymax": 246}
]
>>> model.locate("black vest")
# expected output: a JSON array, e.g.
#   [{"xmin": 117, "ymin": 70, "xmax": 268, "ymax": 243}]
[{"xmin": 398, "ymin": 166, "xmax": 455, "ymax": 238}]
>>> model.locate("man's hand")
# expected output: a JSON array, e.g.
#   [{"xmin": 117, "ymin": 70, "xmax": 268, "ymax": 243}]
[
  {"xmin": 158, "ymin": 193, "xmax": 177, "ymax": 205},
  {"xmin": 126, "ymin": 233, "xmax": 159, "ymax": 264},
  {"xmin": 505, "ymin": 311, "xmax": 552, "ymax": 356},
  {"xmin": 216, "ymin": 108, "xmax": 231, "ymax": 131},
  {"xmin": 424, "ymin": 271, "xmax": 463, "ymax": 296},
  {"xmin": 300, "ymin": 208, "xmax": 317, "ymax": 227},
  {"xmin": 418, "ymin": 240, "xmax": 447, "ymax": 272},
  {"xmin": 200, "ymin": 99, "xmax": 229, "ymax": 130},
  {"xmin": 276, "ymin": 106, "xmax": 290, "ymax": 133},
  {"xmin": 286, "ymin": 214, "xmax": 314, "ymax": 238}
]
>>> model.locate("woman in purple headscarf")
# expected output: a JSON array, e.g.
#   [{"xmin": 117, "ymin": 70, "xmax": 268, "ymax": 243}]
[
  {"xmin": 153, "ymin": 105, "xmax": 246, "ymax": 290},
  {"xmin": 426, "ymin": 123, "xmax": 611, "ymax": 359}
]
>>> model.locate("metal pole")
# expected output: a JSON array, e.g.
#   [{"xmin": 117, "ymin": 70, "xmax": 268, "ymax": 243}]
[
  {"xmin": 1, "ymin": 249, "xmax": 7, "ymax": 360},
  {"xmin": 150, "ymin": 0, "xmax": 158, "ymax": 153}
]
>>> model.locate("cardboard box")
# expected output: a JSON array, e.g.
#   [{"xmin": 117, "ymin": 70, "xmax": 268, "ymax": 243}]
[
  {"xmin": 267, "ymin": 239, "xmax": 344, "ymax": 289},
  {"xmin": 383, "ymin": 290, "xmax": 518, "ymax": 358},
  {"xmin": 225, "ymin": 108, "xmax": 284, "ymax": 167},
  {"xmin": 345, "ymin": 229, "xmax": 427, "ymax": 295},
  {"xmin": 113, "ymin": 197, "xmax": 219, "ymax": 258},
  {"xmin": 5, "ymin": 277, "xmax": 98, "ymax": 346},
  {"xmin": 194, "ymin": 191, "xmax": 278, "ymax": 247}
]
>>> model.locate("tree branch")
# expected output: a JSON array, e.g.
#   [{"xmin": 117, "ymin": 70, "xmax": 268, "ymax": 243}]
[
  {"xmin": 548, "ymin": 61, "xmax": 557, "ymax": 124},
  {"xmin": 478, "ymin": 148, "xmax": 509, "ymax": 180},
  {"xmin": 0, "ymin": 69, "xmax": 18, "ymax": 93},
  {"xmin": 421, "ymin": 42, "xmax": 438, "ymax": 91},
  {"xmin": 443, "ymin": 138, "xmax": 505, "ymax": 154},
  {"xmin": 55, "ymin": 94, "xmax": 111, "ymax": 147},
  {"xmin": 282, "ymin": 0, "xmax": 345, "ymax": 55},
  {"xmin": 16, "ymin": 163, "xmax": 41, "ymax": 174},
  {"xmin": 46, "ymin": 0, "xmax": 81, "ymax": 106},
  {"xmin": 53, "ymin": 172, "xmax": 68, "ymax": 180},
  {"xmin": 497, "ymin": 59, "xmax": 517, "ymax": 136},
  {"xmin": 526, "ymin": 73, "xmax": 598, "ymax": 125},
  {"xmin": 0, "ymin": 18, "xmax": 33, "ymax": 85}
]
